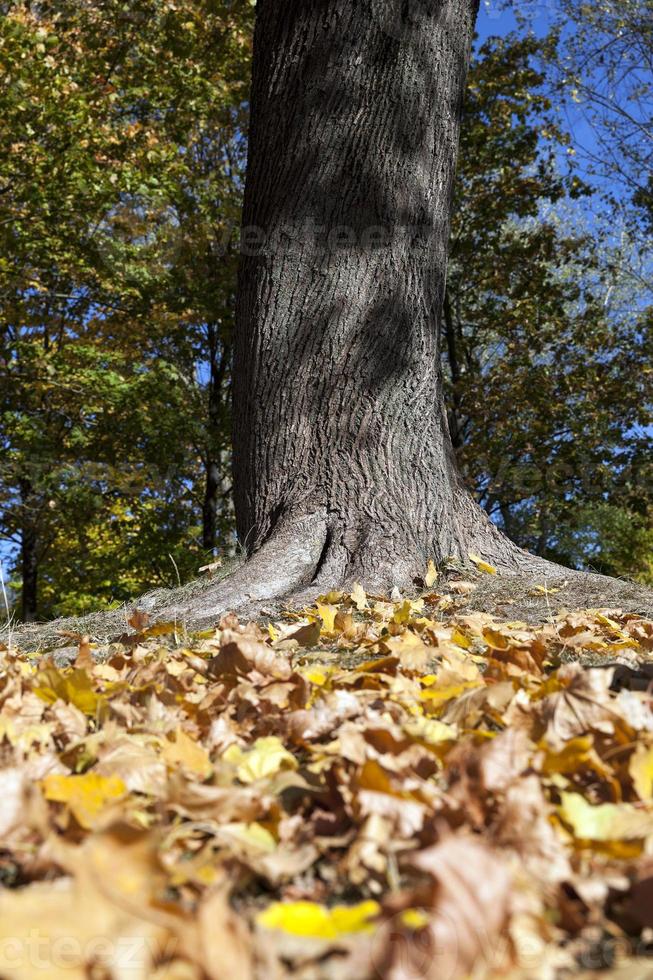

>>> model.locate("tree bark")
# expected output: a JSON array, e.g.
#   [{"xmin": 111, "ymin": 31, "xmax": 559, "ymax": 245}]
[
  {"xmin": 230, "ymin": 0, "xmax": 529, "ymax": 594},
  {"xmin": 442, "ymin": 287, "xmax": 464, "ymax": 451},
  {"xmin": 19, "ymin": 478, "xmax": 38, "ymax": 622},
  {"xmin": 202, "ymin": 324, "xmax": 229, "ymax": 554}
]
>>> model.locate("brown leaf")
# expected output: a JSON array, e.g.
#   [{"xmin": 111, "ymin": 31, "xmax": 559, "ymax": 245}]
[
  {"xmin": 74, "ymin": 635, "xmax": 93, "ymax": 670},
  {"xmin": 210, "ymin": 630, "xmax": 293, "ymax": 681},
  {"xmin": 197, "ymin": 887, "xmax": 253, "ymax": 980},
  {"xmin": 536, "ymin": 664, "xmax": 619, "ymax": 747},
  {"xmin": 371, "ymin": 836, "xmax": 513, "ymax": 979},
  {"xmin": 128, "ymin": 608, "xmax": 151, "ymax": 631}
]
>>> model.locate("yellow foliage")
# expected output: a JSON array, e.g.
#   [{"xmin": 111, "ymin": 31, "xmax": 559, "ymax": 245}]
[
  {"xmin": 223, "ymin": 736, "xmax": 297, "ymax": 784},
  {"xmin": 468, "ymin": 552, "xmax": 498, "ymax": 574},
  {"xmin": 350, "ymin": 582, "xmax": 368, "ymax": 610},
  {"xmin": 42, "ymin": 772, "xmax": 126, "ymax": 829},
  {"xmin": 629, "ymin": 744, "xmax": 653, "ymax": 801},
  {"xmin": 257, "ymin": 899, "xmax": 379, "ymax": 938},
  {"xmin": 558, "ymin": 792, "xmax": 653, "ymax": 842},
  {"xmin": 34, "ymin": 667, "xmax": 105, "ymax": 716},
  {"xmin": 162, "ymin": 728, "xmax": 212, "ymax": 780}
]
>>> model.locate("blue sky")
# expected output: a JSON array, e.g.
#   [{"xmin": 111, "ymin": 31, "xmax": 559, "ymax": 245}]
[
  {"xmin": 476, "ymin": 1, "xmax": 597, "ymax": 162},
  {"xmin": 478, "ymin": 0, "xmax": 557, "ymax": 36}
]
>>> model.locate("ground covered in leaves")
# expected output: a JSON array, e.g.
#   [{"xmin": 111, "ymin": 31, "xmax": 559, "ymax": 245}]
[{"xmin": 1, "ymin": 573, "xmax": 653, "ymax": 979}]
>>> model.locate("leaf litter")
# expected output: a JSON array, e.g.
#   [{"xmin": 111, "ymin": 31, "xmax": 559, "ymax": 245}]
[{"xmin": 1, "ymin": 575, "xmax": 653, "ymax": 978}]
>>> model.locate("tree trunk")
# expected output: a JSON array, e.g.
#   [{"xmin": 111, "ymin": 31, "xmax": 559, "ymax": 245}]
[
  {"xmin": 230, "ymin": 0, "xmax": 527, "ymax": 594},
  {"xmin": 442, "ymin": 288, "xmax": 464, "ymax": 450},
  {"xmin": 202, "ymin": 324, "xmax": 229, "ymax": 554},
  {"xmin": 202, "ymin": 460, "xmax": 221, "ymax": 554},
  {"xmin": 19, "ymin": 479, "xmax": 38, "ymax": 622}
]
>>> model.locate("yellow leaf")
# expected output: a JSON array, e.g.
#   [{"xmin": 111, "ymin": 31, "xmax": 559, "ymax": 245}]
[
  {"xmin": 381, "ymin": 630, "xmax": 430, "ymax": 670},
  {"xmin": 322, "ymin": 590, "xmax": 343, "ymax": 604},
  {"xmin": 482, "ymin": 628, "xmax": 511, "ymax": 650},
  {"xmin": 316, "ymin": 602, "xmax": 338, "ymax": 633},
  {"xmin": 257, "ymin": 899, "xmax": 379, "ymax": 938},
  {"xmin": 223, "ymin": 736, "xmax": 297, "ymax": 784},
  {"xmin": 0, "ymin": 719, "xmax": 52, "ymax": 749},
  {"xmin": 558, "ymin": 792, "xmax": 653, "ymax": 841},
  {"xmin": 350, "ymin": 582, "xmax": 368, "ymax": 610},
  {"xmin": 34, "ymin": 667, "xmax": 104, "ymax": 716},
  {"xmin": 419, "ymin": 682, "xmax": 480, "ymax": 706},
  {"xmin": 392, "ymin": 599, "xmax": 412, "ymax": 625},
  {"xmin": 401, "ymin": 908, "xmax": 430, "ymax": 929},
  {"xmin": 425, "ymin": 559, "xmax": 438, "ymax": 588},
  {"xmin": 302, "ymin": 667, "xmax": 331, "ymax": 686},
  {"xmin": 440, "ymin": 647, "xmax": 481, "ymax": 681},
  {"xmin": 404, "ymin": 717, "xmax": 457, "ymax": 745},
  {"xmin": 529, "ymin": 584, "xmax": 561, "ymax": 596},
  {"xmin": 218, "ymin": 821, "xmax": 276, "ymax": 854},
  {"xmin": 630, "ymin": 745, "xmax": 653, "ymax": 801},
  {"xmin": 468, "ymin": 552, "xmax": 497, "ymax": 575},
  {"xmin": 162, "ymin": 728, "xmax": 212, "ymax": 780},
  {"xmin": 42, "ymin": 772, "xmax": 126, "ymax": 829},
  {"xmin": 142, "ymin": 621, "xmax": 177, "ymax": 638},
  {"xmin": 451, "ymin": 628, "xmax": 471, "ymax": 650}
]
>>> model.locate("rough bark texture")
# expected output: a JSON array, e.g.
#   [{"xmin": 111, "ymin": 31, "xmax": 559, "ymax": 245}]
[
  {"xmin": 201, "ymin": 324, "xmax": 229, "ymax": 554},
  {"xmin": 230, "ymin": 0, "xmax": 530, "ymax": 595},
  {"xmin": 20, "ymin": 478, "xmax": 38, "ymax": 622}
]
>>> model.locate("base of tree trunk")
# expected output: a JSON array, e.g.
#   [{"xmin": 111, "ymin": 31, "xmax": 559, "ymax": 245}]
[
  {"xmin": 7, "ymin": 543, "xmax": 653, "ymax": 657},
  {"xmin": 7, "ymin": 481, "xmax": 651, "ymax": 655},
  {"xmin": 155, "ymin": 503, "xmax": 579, "ymax": 629}
]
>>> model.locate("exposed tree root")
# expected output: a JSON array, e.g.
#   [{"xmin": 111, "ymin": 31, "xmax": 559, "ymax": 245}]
[
  {"xmin": 170, "ymin": 496, "xmax": 564, "ymax": 624},
  {"xmin": 168, "ymin": 490, "xmax": 538, "ymax": 625},
  {"xmin": 156, "ymin": 511, "xmax": 329, "ymax": 629}
]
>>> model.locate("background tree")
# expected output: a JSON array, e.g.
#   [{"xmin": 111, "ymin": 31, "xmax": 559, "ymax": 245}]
[
  {"xmin": 0, "ymin": 0, "xmax": 253, "ymax": 618},
  {"xmin": 444, "ymin": 33, "xmax": 653, "ymax": 584}
]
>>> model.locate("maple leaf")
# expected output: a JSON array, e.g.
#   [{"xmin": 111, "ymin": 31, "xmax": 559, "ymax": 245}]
[
  {"xmin": 536, "ymin": 663, "xmax": 620, "ymax": 747},
  {"xmin": 42, "ymin": 772, "xmax": 127, "ymax": 829},
  {"xmin": 162, "ymin": 727, "xmax": 213, "ymax": 780},
  {"xmin": 558, "ymin": 792, "xmax": 653, "ymax": 842},
  {"xmin": 222, "ymin": 736, "xmax": 297, "ymax": 784},
  {"xmin": 377, "ymin": 836, "xmax": 514, "ymax": 978}
]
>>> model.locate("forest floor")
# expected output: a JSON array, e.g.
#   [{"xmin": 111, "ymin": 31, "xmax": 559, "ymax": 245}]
[{"xmin": 1, "ymin": 568, "xmax": 653, "ymax": 978}]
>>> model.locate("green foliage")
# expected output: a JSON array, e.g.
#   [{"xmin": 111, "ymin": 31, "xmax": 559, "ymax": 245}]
[
  {"xmin": 0, "ymin": 0, "xmax": 253, "ymax": 618},
  {"xmin": 445, "ymin": 34, "xmax": 653, "ymax": 584}
]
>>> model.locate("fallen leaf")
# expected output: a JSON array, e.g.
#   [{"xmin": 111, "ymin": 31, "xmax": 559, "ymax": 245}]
[
  {"xmin": 257, "ymin": 899, "xmax": 379, "ymax": 938},
  {"xmin": 558, "ymin": 792, "xmax": 653, "ymax": 842},
  {"xmin": 223, "ymin": 736, "xmax": 297, "ymax": 784},
  {"xmin": 629, "ymin": 744, "xmax": 653, "ymax": 801},
  {"xmin": 128, "ymin": 608, "xmax": 150, "ymax": 631},
  {"xmin": 468, "ymin": 552, "xmax": 498, "ymax": 575},
  {"xmin": 350, "ymin": 582, "xmax": 368, "ymax": 610},
  {"xmin": 162, "ymin": 728, "xmax": 212, "ymax": 780},
  {"xmin": 42, "ymin": 772, "xmax": 127, "ymax": 829}
]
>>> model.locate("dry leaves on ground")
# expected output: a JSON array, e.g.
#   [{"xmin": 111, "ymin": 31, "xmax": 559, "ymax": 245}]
[{"xmin": 1, "ymin": 577, "xmax": 653, "ymax": 978}]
